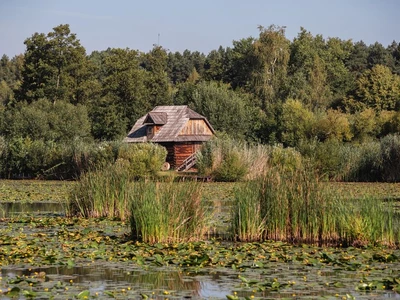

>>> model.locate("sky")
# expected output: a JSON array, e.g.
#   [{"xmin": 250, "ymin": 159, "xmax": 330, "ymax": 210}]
[{"xmin": 0, "ymin": 0, "xmax": 399, "ymax": 57}]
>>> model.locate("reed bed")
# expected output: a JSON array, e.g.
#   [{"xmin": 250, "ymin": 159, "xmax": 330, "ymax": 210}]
[
  {"xmin": 69, "ymin": 166, "xmax": 209, "ymax": 244},
  {"xmin": 67, "ymin": 165, "xmax": 131, "ymax": 221},
  {"xmin": 129, "ymin": 180, "xmax": 209, "ymax": 244},
  {"xmin": 231, "ymin": 165, "xmax": 400, "ymax": 247}
]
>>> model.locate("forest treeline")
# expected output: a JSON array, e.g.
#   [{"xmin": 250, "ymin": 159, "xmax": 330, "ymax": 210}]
[{"xmin": 0, "ymin": 24, "xmax": 400, "ymax": 180}]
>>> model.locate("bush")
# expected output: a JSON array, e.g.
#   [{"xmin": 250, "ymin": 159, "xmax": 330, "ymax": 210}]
[
  {"xmin": 117, "ymin": 143, "xmax": 167, "ymax": 179},
  {"xmin": 197, "ymin": 137, "xmax": 303, "ymax": 182},
  {"xmin": 0, "ymin": 138, "xmax": 120, "ymax": 179},
  {"xmin": 196, "ymin": 137, "xmax": 249, "ymax": 182},
  {"xmin": 0, "ymin": 136, "xmax": 6, "ymax": 175},
  {"xmin": 377, "ymin": 134, "xmax": 400, "ymax": 182}
]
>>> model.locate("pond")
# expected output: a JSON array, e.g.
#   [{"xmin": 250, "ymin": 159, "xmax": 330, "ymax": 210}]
[
  {"xmin": 1, "ymin": 214, "xmax": 400, "ymax": 299},
  {"xmin": 0, "ymin": 202, "xmax": 65, "ymax": 218},
  {"xmin": 1, "ymin": 257, "xmax": 400, "ymax": 299},
  {"xmin": 1, "ymin": 184, "xmax": 400, "ymax": 299}
]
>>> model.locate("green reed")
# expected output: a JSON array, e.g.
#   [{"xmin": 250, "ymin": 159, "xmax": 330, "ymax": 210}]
[
  {"xmin": 129, "ymin": 180, "xmax": 209, "ymax": 244},
  {"xmin": 231, "ymin": 165, "xmax": 399, "ymax": 246},
  {"xmin": 68, "ymin": 164, "xmax": 131, "ymax": 221}
]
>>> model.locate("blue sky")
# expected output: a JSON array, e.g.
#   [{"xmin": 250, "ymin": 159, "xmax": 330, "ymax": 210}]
[{"xmin": 0, "ymin": 0, "xmax": 399, "ymax": 57}]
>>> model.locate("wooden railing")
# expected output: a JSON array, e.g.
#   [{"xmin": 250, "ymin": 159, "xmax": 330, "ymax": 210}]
[{"xmin": 176, "ymin": 153, "xmax": 197, "ymax": 172}]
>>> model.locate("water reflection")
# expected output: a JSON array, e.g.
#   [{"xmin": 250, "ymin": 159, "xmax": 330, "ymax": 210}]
[
  {"xmin": 1, "ymin": 266, "xmax": 235, "ymax": 299},
  {"xmin": 0, "ymin": 202, "xmax": 64, "ymax": 217},
  {"xmin": 2, "ymin": 265, "xmax": 399, "ymax": 299}
]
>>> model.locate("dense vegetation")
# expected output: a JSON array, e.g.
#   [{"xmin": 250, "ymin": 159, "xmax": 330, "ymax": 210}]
[{"xmin": 1, "ymin": 24, "xmax": 400, "ymax": 180}]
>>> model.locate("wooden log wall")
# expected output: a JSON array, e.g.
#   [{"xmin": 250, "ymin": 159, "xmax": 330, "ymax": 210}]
[
  {"xmin": 179, "ymin": 120, "xmax": 213, "ymax": 135},
  {"xmin": 173, "ymin": 142, "xmax": 202, "ymax": 168}
]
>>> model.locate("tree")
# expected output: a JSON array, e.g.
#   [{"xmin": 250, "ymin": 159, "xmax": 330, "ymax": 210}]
[
  {"xmin": 1, "ymin": 99, "xmax": 91, "ymax": 143},
  {"xmin": 167, "ymin": 50, "xmax": 206, "ymax": 84},
  {"xmin": 355, "ymin": 64, "xmax": 400, "ymax": 111},
  {"xmin": 287, "ymin": 29, "xmax": 352, "ymax": 110},
  {"xmin": 351, "ymin": 108, "xmax": 377, "ymax": 141},
  {"xmin": 226, "ymin": 37, "xmax": 256, "ymax": 89},
  {"xmin": 203, "ymin": 46, "xmax": 227, "ymax": 82},
  {"xmin": 280, "ymin": 99, "xmax": 315, "ymax": 147},
  {"xmin": 16, "ymin": 24, "xmax": 94, "ymax": 104},
  {"xmin": 178, "ymin": 81, "xmax": 256, "ymax": 140},
  {"xmin": 345, "ymin": 41, "xmax": 369, "ymax": 78},
  {"xmin": 315, "ymin": 109, "xmax": 353, "ymax": 142},
  {"xmin": 388, "ymin": 41, "xmax": 400, "ymax": 75},
  {"xmin": 252, "ymin": 25, "xmax": 290, "ymax": 108},
  {"xmin": 101, "ymin": 48, "xmax": 150, "ymax": 128},
  {"xmin": 367, "ymin": 42, "xmax": 393, "ymax": 69},
  {"xmin": 141, "ymin": 46, "xmax": 172, "ymax": 107}
]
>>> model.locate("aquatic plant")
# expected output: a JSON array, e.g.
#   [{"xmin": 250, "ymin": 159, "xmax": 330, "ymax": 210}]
[
  {"xmin": 232, "ymin": 164, "xmax": 400, "ymax": 246},
  {"xmin": 68, "ymin": 164, "xmax": 131, "ymax": 221},
  {"xmin": 129, "ymin": 180, "xmax": 209, "ymax": 244}
]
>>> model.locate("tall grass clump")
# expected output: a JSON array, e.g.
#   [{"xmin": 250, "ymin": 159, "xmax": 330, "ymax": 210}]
[
  {"xmin": 340, "ymin": 197, "xmax": 400, "ymax": 247},
  {"xmin": 68, "ymin": 163, "xmax": 131, "ymax": 221},
  {"xmin": 129, "ymin": 180, "xmax": 209, "ymax": 244},
  {"xmin": 231, "ymin": 163, "xmax": 400, "ymax": 246},
  {"xmin": 231, "ymin": 180, "xmax": 265, "ymax": 241}
]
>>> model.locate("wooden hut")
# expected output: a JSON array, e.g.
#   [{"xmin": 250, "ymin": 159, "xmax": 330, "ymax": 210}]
[{"xmin": 124, "ymin": 106, "xmax": 215, "ymax": 171}]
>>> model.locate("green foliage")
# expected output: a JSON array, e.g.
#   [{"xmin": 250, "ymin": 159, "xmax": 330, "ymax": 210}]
[
  {"xmin": 252, "ymin": 25, "xmax": 290, "ymax": 107},
  {"xmin": 130, "ymin": 180, "xmax": 209, "ymax": 244},
  {"xmin": 197, "ymin": 137, "xmax": 249, "ymax": 182},
  {"xmin": 101, "ymin": 48, "xmax": 151, "ymax": 127},
  {"xmin": 1, "ymin": 99, "xmax": 91, "ymax": 143},
  {"xmin": 68, "ymin": 164, "xmax": 131, "ymax": 220},
  {"xmin": 0, "ymin": 138, "xmax": 119, "ymax": 179},
  {"xmin": 231, "ymin": 164, "xmax": 399, "ymax": 246},
  {"xmin": 355, "ymin": 65, "xmax": 400, "ymax": 111},
  {"xmin": 280, "ymin": 99, "xmax": 315, "ymax": 147},
  {"xmin": 89, "ymin": 94, "xmax": 128, "ymax": 140},
  {"xmin": 117, "ymin": 143, "xmax": 167, "ymax": 179},
  {"xmin": 197, "ymin": 138, "xmax": 301, "ymax": 182},
  {"xmin": 17, "ymin": 24, "xmax": 95, "ymax": 104},
  {"xmin": 176, "ymin": 81, "xmax": 256, "ymax": 140},
  {"xmin": 376, "ymin": 134, "xmax": 400, "ymax": 182},
  {"xmin": 315, "ymin": 109, "xmax": 353, "ymax": 142},
  {"xmin": 351, "ymin": 108, "xmax": 377, "ymax": 141},
  {"xmin": 213, "ymin": 151, "xmax": 247, "ymax": 182}
]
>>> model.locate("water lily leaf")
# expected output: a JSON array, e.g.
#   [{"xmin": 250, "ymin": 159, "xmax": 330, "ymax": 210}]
[
  {"xmin": 154, "ymin": 254, "xmax": 164, "ymax": 266},
  {"xmin": 334, "ymin": 282, "xmax": 344, "ymax": 287},
  {"xmin": 67, "ymin": 259, "xmax": 75, "ymax": 267},
  {"xmin": 140, "ymin": 293, "xmax": 149, "ymax": 299},
  {"xmin": 393, "ymin": 285, "xmax": 400, "ymax": 292},
  {"xmin": 226, "ymin": 295, "xmax": 239, "ymax": 300},
  {"xmin": 77, "ymin": 290, "xmax": 90, "ymax": 299},
  {"xmin": 23, "ymin": 290, "xmax": 37, "ymax": 298},
  {"xmin": 7, "ymin": 287, "xmax": 21, "ymax": 297},
  {"xmin": 104, "ymin": 291, "xmax": 115, "ymax": 298},
  {"xmin": 8, "ymin": 276, "xmax": 24, "ymax": 284}
]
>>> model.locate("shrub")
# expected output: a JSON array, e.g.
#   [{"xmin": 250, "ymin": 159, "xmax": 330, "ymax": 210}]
[
  {"xmin": 117, "ymin": 143, "xmax": 167, "ymax": 179},
  {"xmin": 0, "ymin": 136, "xmax": 6, "ymax": 176},
  {"xmin": 1, "ymin": 138, "xmax": 121, "ymax": 179},
  {"xmin": 197, "ymin": 137, "xmax": 273, "ymax": 181},
  {"xmin": 196, "ymin": 137, "xmax": 249, "ymax": 182},
  {"xmin": 377, "ymin": 134, "xmax": 400, "ymax": 182}
]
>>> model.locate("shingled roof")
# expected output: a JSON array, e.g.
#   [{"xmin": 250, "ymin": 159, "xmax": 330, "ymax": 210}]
[{"xmin": 124, "ymin": 106, "xmax": 215, "ymax": 143}]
